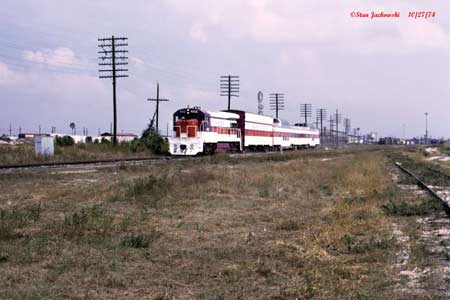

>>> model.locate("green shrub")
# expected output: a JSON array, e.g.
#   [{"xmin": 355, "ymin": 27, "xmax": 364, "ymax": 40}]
[
  {"xmin": 125, "ymin": 175, "xmax": 172, "ymax": 207},
  {"xmin": 121, "ymin": 231, "xmax": 161, "ymax": 248},
  {"xmin": 319, "ymin": 184, "xmax": 333, "ymax": 196},
  {"xmin": 276, "ymin": 219, "xmax": 300, "ymax": 231},
  {"xmin": 55, "ymin": 135, "xmax": 75, "ymax": 146},
  {"xmin": 340, "ymin": 233, "xmax": 390, "ymax": 253},
  {"xmin": 382, "ymin": 197, "xmax": 442, "ymax": 216},
  {"xmin": 62, "ymin": 205, "xmax": 114, "ymax": 237},
  {"xmin": 0, "ymin": 204, "xmax": 41, "ymax": 240},
  {"xmin": 129, "ymin": 139, "xmax": 145, "ymax": 153},
  {"xmin": 140, "ymin": 124, "xmax": 168, "ymax": 154},
  {"xmin": 256, "ymin": 175, "xmax": 273, "ymax": 198}
]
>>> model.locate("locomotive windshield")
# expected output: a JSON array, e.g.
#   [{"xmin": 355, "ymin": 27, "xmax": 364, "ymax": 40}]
[{"xmin": 173, "ymin": 108, "xmax": 205, "ymax": 124}]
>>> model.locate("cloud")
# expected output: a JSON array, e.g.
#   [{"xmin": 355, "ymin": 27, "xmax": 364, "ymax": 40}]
[
  {"xmin": 129, "ymin": 56, "xmax": 146, "ymax": 72},
  {"xmin": 23, "ymin": 47, "xmax": 84, "ymax": 68},
  {"xmin": 130, "ymin": 56, "xmax": 144, "ymax": 65},
  {"xmin": 0, "ymin": 63, "xmax": 18, "ymax": 85},
  {"xmin": 165, "ymin": 0, "xmax": 449, "ymax": 53},
  {"xmin": 399, "ymin": 21, "xmax": 449, "ymax": 50},
  {"xmin": 189, "ymin": 23, "xmax": 208, "ymax": 43}
]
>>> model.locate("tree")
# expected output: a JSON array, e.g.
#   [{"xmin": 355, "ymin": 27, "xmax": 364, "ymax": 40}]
[
  {"xmin": 55, "ymin": 135, "xmax": 75, "ymax": 146},
  {"xmin": 141, "ymin": 122, "xmax": 168, "ymax": 154}
]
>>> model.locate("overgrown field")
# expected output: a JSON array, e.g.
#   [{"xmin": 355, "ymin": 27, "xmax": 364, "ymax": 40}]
[
  {"xmin": 0, "ymin": 147, "xmax": 425, "ymax": 299},
  {"xmin": 0, "ymin": 143, "xmax": 152, "ymax": 166}
]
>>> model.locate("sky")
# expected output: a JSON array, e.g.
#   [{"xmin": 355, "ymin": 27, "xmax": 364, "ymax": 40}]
[{"xmin": 1, "ymin": 0, "xmax": 449, "ymax": 138}]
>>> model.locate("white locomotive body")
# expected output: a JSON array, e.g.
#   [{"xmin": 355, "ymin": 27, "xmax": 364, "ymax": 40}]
[
  {"xmin": 169, "ymin": 108, "xmax": 241, "ymax": 156},
  {"xmin": 168, "ymin": 107, "xmax": 319, "ymax": 156}
]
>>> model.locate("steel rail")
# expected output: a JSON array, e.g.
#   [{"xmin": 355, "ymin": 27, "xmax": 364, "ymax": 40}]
[
  {"xmin": 394, "ymin": 162, "xmax": 450, "ymax": 215},
  {"xmin": 0, "ymin": 156, "xmax": 168, "ymax": 170}
]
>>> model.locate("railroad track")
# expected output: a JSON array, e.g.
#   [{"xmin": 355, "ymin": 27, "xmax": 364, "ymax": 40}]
[
  {"xmin": 0, "ymin": 145, "xmax": 375, "ymax": 174},
  {"xmin": 0, "ymin": 156, "xmax": 178, "ymax": 174},
  {"xmin": 0, "ymin": 151, "xmax": 279, "ymax": 174},
  {"xmin": 394, "ymin": 161, "xmax": 450, "ymax": 215}
]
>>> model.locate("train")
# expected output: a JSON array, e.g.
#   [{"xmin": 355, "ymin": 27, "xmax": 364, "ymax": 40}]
[{"xmin": 168, "ymin": 107, "xmax": 320, "ymax": 155}]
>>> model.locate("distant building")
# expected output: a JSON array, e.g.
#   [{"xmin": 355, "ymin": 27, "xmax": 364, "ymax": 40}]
[
  {"xmin": 100, "ymin": 132, "xmax": 138, "ymax": 143},
  {"xmin": 18, "ymin": 133, "xmax": 51, "ymax": 139},
  {"xmin": 378, "ymin": 137, "xmax": 401, "ymax": 145},
  {"xmin": 50, "ymin": 133, "xmax": 87, "ymax": 144}
]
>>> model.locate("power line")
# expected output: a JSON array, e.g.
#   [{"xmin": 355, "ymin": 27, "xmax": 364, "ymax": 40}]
[
  {"xmin": 300, "ymin": 103, "xmax": 312, "ymax": 126},
  {"xmin": 0, "ymin": 52, "xmax": 95, "ymax": 75},
  {"xmin": 0, "ymin": 29, "xmax": 218, "ymax": 94},
  {"xmin": 269, "ymin": 93, "xmax": 285, "ymax": 119},
  {"xmin": 335, "ymin": 109, "xmax": 342, "ymax": 146},
  {"xmin": 147, "ymin": 82, "xmax": 169, "ymax": 133},
  {"xmin": 220, "ymin": 75, "xmax": 240, "ymax": 110},
  {"xmin": 329, "ymin": 115, "xmax": 334, "ymax": 145},
  {"xmin": 316, "ymin": 108, "xmax": 327, "ymax": 142},
  {"xmin": 98, "ymin": 35, "xmax": 129, "ymax": 145}
]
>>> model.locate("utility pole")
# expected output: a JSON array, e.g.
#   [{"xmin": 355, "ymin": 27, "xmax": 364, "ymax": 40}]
[
  {"xmin": 335, "ymin": 110, "xmax": 342, "ymax": 146},
  {"xmin": 300, "ymin": 103, "xmax": 312, "ymax": 126},
  {"xmin": 269, "ymin": 93, "xmax": 285, "ymax": 119},
  {"xmin": 98, "ymin": 36, "xmax": 129, "ymax": 145},
  {"xmin": 147, "ymin": 82, "xmax": 169, "ymax": 133},
  {"xmin": 329, "ymin": 116, "xmax": 334, "ymax": 146},
  {"xmin": 425, "ymin": 112, "xmax": 429, "ymax": 144},
  {"xmin": 402, "ymin": 124, "xmax": 406, "ymax": 140},
  {"xmin": 316, "ymin": 109, "xmax": 327, "ymax": 143},
  {"xmin": 9, "ymin": 123, "xmax": 12, "ymax": 137},
  {"xmin": 220, "ymin": 75, "xmax": 240, "ymax": 110}
]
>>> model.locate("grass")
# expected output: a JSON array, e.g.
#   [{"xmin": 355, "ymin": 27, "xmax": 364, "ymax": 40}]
[
  {"xmin": 121, "ymin": 231, "xmax": 162, "ymax": 248},
  {"xmin": 389, "ymin": 151, "xmax": 450, "ymax": 187},
  {"xmin": 276, "ymin": 219, "xmax": 301, "ymax": 231},
  {"xmin": 438, "ymin": 142, "xmax": 450, "ymax": 155},
  {"xmin": 61, "ymin": 205, "xmax": 115, "ymax": 238},
  {"xmin": 382, "ymin": 197, "xmax": 442, "ymax": 216},
  {"xmin": 0, "ymin": 204, "xmax": 42, "ymax": 240},
  {"xmin": 0, "ymin": 146, "xmax": 429, "ymax": 299},
  {"xmin": 0, "ymin": 143, "xmax": 153, "ymax": 166},
  {"xmin": 256, "ymin": 175, "xmax": 274, "ymax": 198}
]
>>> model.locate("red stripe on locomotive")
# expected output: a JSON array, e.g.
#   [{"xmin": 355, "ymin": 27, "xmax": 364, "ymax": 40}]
[{"xmin": 175, "ymin": 119, "xmax": 198, "ymax": 137}]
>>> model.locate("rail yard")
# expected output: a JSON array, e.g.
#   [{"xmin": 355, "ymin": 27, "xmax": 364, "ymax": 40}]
[{"xmin": 1, "ymin": 145, "xmax": 450, "ymax": 299}]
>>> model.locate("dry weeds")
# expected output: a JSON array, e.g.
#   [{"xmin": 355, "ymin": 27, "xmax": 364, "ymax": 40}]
[{"xmin": 0, "ymin": 147, "xmax": 408, "ymax": 299}]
